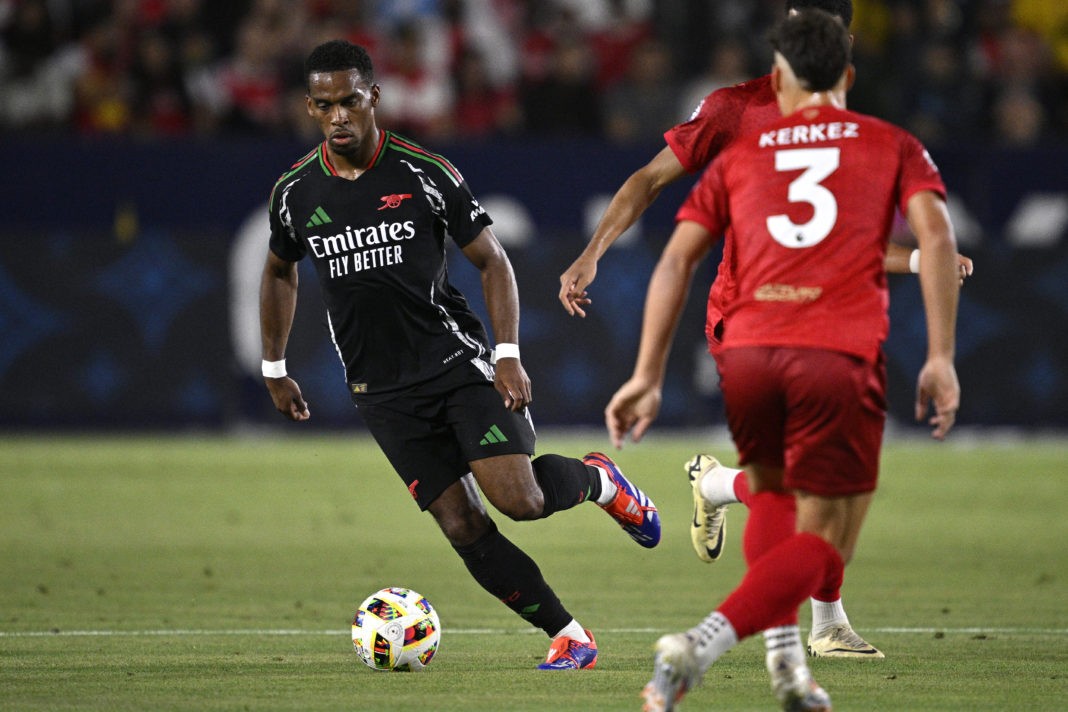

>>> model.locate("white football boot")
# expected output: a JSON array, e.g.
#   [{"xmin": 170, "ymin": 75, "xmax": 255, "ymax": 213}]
[
  {"xmin": 767, "ymin": 651, "xmax": 833, "ymax": 711},
  {"xmin": 684, "ymin": 454, "xmax": 729, "ymax": 563},
  {"xmin": 807, "ymin": 624, "xmax": 884, "ymax": 659},
  {"xmin": 641, "ymin": 633, "xmax": 703, "ymax": 712}
]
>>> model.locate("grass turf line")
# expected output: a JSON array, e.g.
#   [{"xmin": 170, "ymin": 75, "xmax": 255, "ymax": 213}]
[{"xmin": 1, "ymin": 433, "xmax": 1066, "ymax": 710}]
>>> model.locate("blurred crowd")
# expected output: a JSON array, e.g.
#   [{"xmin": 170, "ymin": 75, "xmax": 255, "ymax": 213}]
[{"xmin": 1, "ymin": 0, "xmax": 1066, "ymax": 147}]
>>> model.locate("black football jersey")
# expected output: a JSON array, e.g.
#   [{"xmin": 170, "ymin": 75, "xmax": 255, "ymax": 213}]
[{"xmin": 268, "ymin": 131, "xmax": 494, "ymax": 403}]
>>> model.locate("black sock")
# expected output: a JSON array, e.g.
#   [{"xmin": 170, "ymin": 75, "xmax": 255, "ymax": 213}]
[
  {"xmin": 453, "ymin": 520, "xmax": 572, "ymax": 637},
  {"xmin": 531, "ymin": 454, "xmax": 602, "ymax": 517}
]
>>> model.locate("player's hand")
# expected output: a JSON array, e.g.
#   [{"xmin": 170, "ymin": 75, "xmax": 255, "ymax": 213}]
[
  {"xmin": 914, "ymin": 357, "xmax": 959, "ymax": 440},
  {"xmin": 558, "ymin": 256, "xmax": 596, "ymax": 317},
  {"xmin": 265, "ymin": 376, "xmax": 310, "ymax": 421},
  {"xmin": 956, "ymin": 254, "xmax": 974, "ymax": 285},
  {"xmin": 494, "ymin": 358, "xmax": 532, "ymax": 412},
  {"xmin": 605, "ymin": 377, "xmax": 662, "ymax": 450}
]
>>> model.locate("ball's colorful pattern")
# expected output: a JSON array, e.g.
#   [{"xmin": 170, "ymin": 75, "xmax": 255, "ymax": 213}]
[{"xmin": 352, "ymin": 587, "xmax": 440, "ymax": 672}]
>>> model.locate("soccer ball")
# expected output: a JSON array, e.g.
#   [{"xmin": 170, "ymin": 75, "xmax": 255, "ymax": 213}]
[{"xmin": 351, "ymin": 587, "xmax": 441, "ymax": 671}]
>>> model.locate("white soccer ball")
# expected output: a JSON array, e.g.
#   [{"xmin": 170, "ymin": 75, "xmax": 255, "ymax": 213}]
[{"xmin": 351, "ymin": 587, "xmax": 441, "ymax": 671}]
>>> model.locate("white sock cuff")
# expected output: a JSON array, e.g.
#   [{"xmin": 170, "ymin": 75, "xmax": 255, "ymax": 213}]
[
  {"xmin": 763, "ymin": 625, "xmax": 802, "ymax": 649},
  {"xmin": 699, "ymin": 464, "xmax": 743, "ymax": 507},
  {"xmin": 763, "ymin": 625, "xmax": 805, "ymax": 670},
  {"xmin": 552, "ymin": 619, "xmax": 589, "ymax": 642},
  {"xmin": 809, "ymin": 597, "xmax": 848, "ymax": 632},
  {"xmin": 593, "ymin": 466, "xmax": 617, "ymax": 505},
  {"xmin": 689, "ymin": 611, "xmax": 738, "ymax": 669}
]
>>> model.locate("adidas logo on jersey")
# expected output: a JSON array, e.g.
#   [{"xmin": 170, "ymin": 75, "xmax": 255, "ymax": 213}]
[{"xmin": 306, "ymin": 206, "xmax": 332, "ymax": 227}]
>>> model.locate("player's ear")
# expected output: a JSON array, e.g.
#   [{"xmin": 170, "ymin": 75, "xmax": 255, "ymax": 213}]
[
  {"xmin": 370, "ymin": 84, "xmax": 380, "ymax": 107},
  {"xmin": 305, "ymin": 94, "xmax": 315, "ymax": 117},
  {"xmin": 844, "ymin": 64, "xmax": 856, "ymax": 92},
  {"xmin": 770, "ymin": 64, "xmax": 782, "ymax": 94}
]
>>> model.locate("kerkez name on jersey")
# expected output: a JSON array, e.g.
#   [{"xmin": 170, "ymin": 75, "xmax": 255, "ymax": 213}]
[{"xmin": 758, "ymin": 121, "xmax": 859, "ymax": 147}]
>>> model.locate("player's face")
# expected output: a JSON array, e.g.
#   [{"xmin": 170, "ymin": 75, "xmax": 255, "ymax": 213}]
[{"xmin": 306, "ymin": 70, "xmax": 380, "ymax": 158}]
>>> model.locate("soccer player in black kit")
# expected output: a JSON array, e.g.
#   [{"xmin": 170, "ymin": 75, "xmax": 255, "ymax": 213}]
[{"xmin": 259, "ymin": 40, "xmax": 661, "ymax": 670}]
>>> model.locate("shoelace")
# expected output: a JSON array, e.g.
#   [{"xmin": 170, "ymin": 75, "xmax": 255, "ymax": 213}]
[{"xmin": 827, "ymin": 625, "xmax": 867, "ymax": 647}]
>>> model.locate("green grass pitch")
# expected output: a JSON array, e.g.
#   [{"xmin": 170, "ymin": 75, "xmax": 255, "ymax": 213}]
[{"xmin": 2, "ymin": 432, "xmax": 1066, "ymax": 710}]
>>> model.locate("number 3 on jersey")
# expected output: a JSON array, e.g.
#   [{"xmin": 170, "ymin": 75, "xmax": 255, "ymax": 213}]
[{"xmin": 766, "ymin": 147, "xmax": 840, "ymax": 248}]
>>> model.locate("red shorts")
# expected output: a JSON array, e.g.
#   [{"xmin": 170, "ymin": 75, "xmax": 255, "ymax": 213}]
[{"xmin": 718, "ymin": 346, "xmax": 886, "ymax": 497}]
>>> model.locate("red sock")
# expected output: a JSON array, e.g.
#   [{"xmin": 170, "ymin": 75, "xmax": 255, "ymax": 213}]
[
  {"xmin": 717, "ymin": 532, "xmax": 843, "ymax": 640},
  {"xmin": 742, "ymin": 486, "xmax": 840, "ymax": 603},
  {"xmin": 813, "ymin": 552, "xmax": 844, "ymax": 603},
  {"xmin": 732, "ymin": 471, "xmax": 751, "ymax": 506},
  {"xmin": 742, "ymin": 491, "xmax": 796, "ymax": 565},
  {"xmin": 741, "ymin": 491, "xmax": 799, "ymax": 628}
]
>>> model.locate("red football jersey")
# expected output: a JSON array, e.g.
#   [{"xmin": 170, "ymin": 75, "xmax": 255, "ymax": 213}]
[
  {"xmin": 666, "ymin": 75, "xmax": 779, "ymax": 173},
  {"xmin": 676, "ymin": 104, "xmax": 946, "ymax": 362},
  {"xmin": 665, "ymin": 76, "xmax": 781, "ymax": 342}
]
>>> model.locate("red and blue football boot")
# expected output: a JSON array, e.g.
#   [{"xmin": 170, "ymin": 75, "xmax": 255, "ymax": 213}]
[
  {"xmin": 537, "ymin": 629, "xmax": 598, "ymax": 671},
  {"xmin": 584, "ymin": 451, "xmax": 661, "ymax": 548}
]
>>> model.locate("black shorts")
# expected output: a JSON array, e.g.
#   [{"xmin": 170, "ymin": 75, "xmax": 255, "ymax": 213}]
[{"xmin": 356, "ymin": 359, "xmax": 537, "ymax": 510}]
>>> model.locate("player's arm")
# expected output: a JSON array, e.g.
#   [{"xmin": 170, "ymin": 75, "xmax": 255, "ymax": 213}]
[
  {"xmin": 905, "ymin": 190, "xmax": 960, "ymax": 440},
  {"xmin": 885, "ymin": 241, "xmax": 974, "ymax": 285},
  {"xmin": 605, "ymin": 219, "xmax": 714, "ymax": 448},
  {"xmin": 559, "ymin": 146, "xmax": 688, "ymax": 317},
  {"xmin": 260, "ymin": 249, "xmax": 310, "ymax": 421},
  {"xmin": 462, "ymin": 227, "xmax": 532, "ymax": 412}
]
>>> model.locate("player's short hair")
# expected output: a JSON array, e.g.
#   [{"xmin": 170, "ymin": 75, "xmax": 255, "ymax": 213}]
[
  {"xmin": 785, "ymin": 0, "xmax": 853, "ymax": 28},
  {"xmin": 304, "ymin": 40, "xmax": 375, "ymax": 87},
  {"xmin": 770, "ymin": 9, "xmax": 852, "ymax": 92}
]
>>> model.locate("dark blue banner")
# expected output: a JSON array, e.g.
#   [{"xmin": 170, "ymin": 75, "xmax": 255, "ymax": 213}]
[{"xmin": 1, "ymin": 138, "xmax": 1066, "ymax": 430}]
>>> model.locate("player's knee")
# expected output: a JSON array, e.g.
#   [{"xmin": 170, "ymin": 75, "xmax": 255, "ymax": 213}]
[
  {"xmin": 495, "ymin": 491, "xmax": 545, "ymax": 522},
  {"xmin": 429, "ymin": 500, "xmax": 494, "ymax": 547},
  {"xmin": 436, "ymin": 513, "xmax": 491, "ymax": 547}
]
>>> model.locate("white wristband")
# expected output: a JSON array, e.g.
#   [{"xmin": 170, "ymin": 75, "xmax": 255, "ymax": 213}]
[
  {"xmin": 494, "ymin": 343, "xmax": 520, "ymax": 362},
  {"xmin": 908, "ymin": 249, "xmax": 921, "ymax": 274},
  {"xmin": 262, "ymin": 359, "xmax": 287, "ymax": 378}
]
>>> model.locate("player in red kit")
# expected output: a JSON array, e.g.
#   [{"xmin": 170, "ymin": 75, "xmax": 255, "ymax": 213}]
[
  {"xmin": 564, "ymin": 0, "xmax": 970, "ymax": 660},
  {"xmin": 626, "ymin": 10, "xmax": 959, "ymax": 710}
]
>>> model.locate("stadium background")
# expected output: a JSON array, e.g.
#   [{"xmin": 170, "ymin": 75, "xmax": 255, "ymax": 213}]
[{"xmin": 2, "ymin": 0, "xmax": 1067, "ymax": 432}]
